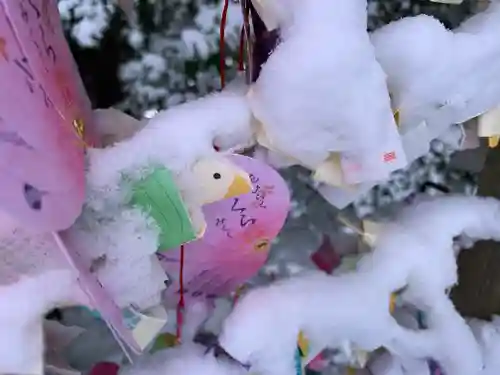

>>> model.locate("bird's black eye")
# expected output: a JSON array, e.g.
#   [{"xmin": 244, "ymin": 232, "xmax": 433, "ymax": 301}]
[
  {"xmin": 213, "ymin": 173, "xmax": 222, "ymax": 180},
  {"xmin": 23, "ymin": 183, "xmax": 42, "ymax": 210}
]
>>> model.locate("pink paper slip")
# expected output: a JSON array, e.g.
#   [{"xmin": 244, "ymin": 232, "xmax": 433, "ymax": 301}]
[
  {"xmin": 2, "ymin": 0, "xmax": 94, "ymax": 133},
  {"xmin": 0, "ymin": 0, "xmax": 95, "ymax": 231},
  {"xmin": 159, "ymin": 155, "xmax": 290, "ymax": 304},
  {"xmin": 54, "ymin": 232, "xmax": 141, "ymax": 354}
]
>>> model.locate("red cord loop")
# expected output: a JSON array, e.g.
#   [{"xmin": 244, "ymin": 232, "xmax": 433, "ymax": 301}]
[
  {"xmin": 176, "ymin": 244, "xmax": 186, "ymax": 342},
  {"xmin": 219, "ymin": 0, "xmax": 230, "ymax": 88},
  {"xmin": 238, "ymin": 25, "xmax": 245, "ymax": 71}
]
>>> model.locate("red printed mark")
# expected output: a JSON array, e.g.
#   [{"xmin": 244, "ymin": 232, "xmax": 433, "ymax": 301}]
[{"xmin": 383, "ymin": 151, "xmax": 397, "ymax": 163}]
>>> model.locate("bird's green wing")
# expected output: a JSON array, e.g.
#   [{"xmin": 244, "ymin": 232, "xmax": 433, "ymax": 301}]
[{"xmin": 130, "ymin": 167, "xmax": 197, "ymax": 250}]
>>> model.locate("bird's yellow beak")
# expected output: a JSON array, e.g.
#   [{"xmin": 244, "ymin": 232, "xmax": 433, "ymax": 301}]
[
  {"xmin": 224, "ymin": 173, "xmax": 252, "ymax": 199},
  {"xmin": 389, "ymin": 293, "xmax": 397, "ymax": 313}
]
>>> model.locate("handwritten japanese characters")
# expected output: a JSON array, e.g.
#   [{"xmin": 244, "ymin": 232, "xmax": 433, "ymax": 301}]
[
  {"xmin": 216, "ymin": 173, "xmax": 275, "ymax": 238},
  {"xmin": 6, "ymin": 0, "xmax": 87, "ymax": 145}
]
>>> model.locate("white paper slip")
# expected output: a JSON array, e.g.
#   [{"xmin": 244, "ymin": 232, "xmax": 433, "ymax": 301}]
[
  {"xmin": 478, "ymin": 106, "xmax": 500, "ymax": 137},
  {"xmin": 316, "ymin": 182, "xmax": 373, "ymax": 209},
  {"xmin": 250, "ymin": 0, "xmax": 279, "ymax": 30},
  {"xmin": 340, "ymin": 153, "xmax": 389, "ymax": 186},
  {"xmin": 361, "ymin": 220, "xmax": 383, "ymax": 247},
  {"xmin": 438, "ymin": 123, "xmax": 465, "ymax": 149},
  {"xmin": 401, "ymin": 121, "xmax": 432, "ymax": 162},
  {"xmin": 123, "ymin": 306, "xmax": 168, "ymax": 350},
  {"xmin": 316, "ymin": 121, "xmax": 433, "ymax": 209},
  {"xmin": 313, "ymin": 153, "xmax": 349, "ymax": 187},
  {"xmin": 461, "ymin": 120, "xmax": 480, "ymax": 150},
  {"xmin": 341, "ymin": 141, "xmax": 406, "ymax": 185}
]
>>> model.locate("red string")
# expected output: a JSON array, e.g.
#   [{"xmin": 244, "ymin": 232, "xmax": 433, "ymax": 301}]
[
  {"xmin": 219, "ymin": 0, "xmax": 230, "ymax": 88},
  {"xmin": 238, "ymin": 25, "xmax": 245, "ymax": 71},
  {"xmin": 232, "ymin": 292, "xmax": 240, "ymax": 306},
  {"xmin": 176, "ymin": 244, "xmax": 186, "ymax": 342}
]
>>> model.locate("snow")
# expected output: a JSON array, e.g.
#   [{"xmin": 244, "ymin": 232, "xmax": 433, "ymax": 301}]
[
  {"xmin": 212, "ymin": 196, "xmax": 500, "ymax": 375},
  {"xmin": 369, "ymin": 315, "xmax": 500, "ymax": 375},
  {"xmin": 125, "ymin": 29, "xmax": 145, "ymax": 50},
  {"xmin": 356, "ymin": 196, "xmax": 500, "ymax": 375},
  {"xmin": 249, "ymin": 0, "xmax": 406, "ymax": 185},
  {"xmin": 119, "ymin": 53, "xmax": 169, "ymax": 112},
  {"xmin": 120, "ymin": 343, "xmax": 247, "ymax": 375},
  {"xmin": 86, "ymin": 86, "xmax": 254, "ymax": 195},
  {"xmin": 140, "ymin": 54, "xmax": 168, "ymax": 81},
  {"xmin": 13, "ymin": 1, "xmax": 497, "ymax": 374},
  {"xmin": 0, "ymin": 270, "xmax": 86, "ymax": 375},
  {"xmin": 59, "ymin": 0, "xmax": 113, "ymax": 48},
  {"xmin": 115, "ymin": 0, "xmax": 243, "ymax": 115},
  {"xmin": 315, "ymin": 1, "xmax": 500, "ymax": 209},
  {"xmin": 195, "ymin": 2, "xmax": 243, "ymax": 34},
  {"xmin": 181, "ymin": 29, "xmax": 211, "ymax": 59},
  {"xmin": 219, "ymin": 270, "xmax": 433, "ymax": 375},
  {"xmin": 183, "ymin": 0, "xmax": 244, "ymax": 59}
]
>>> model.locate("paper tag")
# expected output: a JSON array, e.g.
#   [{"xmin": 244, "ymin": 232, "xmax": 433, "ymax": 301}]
[
  {"xmin": 438, "ymin": 124, "xmax": 465, "ymax": 150},
  {"xmin": 250, "ymin": 0, "xmax": 279, "ymax": 31},
  {"xmin": 477, "ymin": 107, "xmax": 500, "ymax": 148},
  {"xmin": 361, "ymin": 220, "xmax": 382, "ymax": 247},
  {"xmin": 333, "ymin": 254, "xmax": 364, "ymax": 275},
  {"xmin": 122, "ymin": 306, "xmax": 168, "ymax": 350},
  {"xmin": 0, "ymin": 2, "xmax": 90, "ymax": 232},
  {"xmin": 130, "ymin": 167, "xmax": 199, "ymax": 250},
  {"xmin": 253, "ymin": 110, "xmax": 381, "ymax": 188},
  {"xmin": 250, "ymin": 102, "xmax": 311, "ymax": 169},
  {"xmin": 87, "ymin": 305, "xmax": 167, "ymax": 351},
  {"xmin": 393, "ymin": 110, "xmax": 401, "ymax": 127},
  {"xmin": 340, "ymin": 146, "xmax": 405, "ymax": 185},
  {"xmin": 316, "ymin": 182, "xmax": 373, "ymax": 210},
  {"xmin": 313, "ymin": 154, "xmax": 349, "ymax": 187},
  {"xmin": 478, "ymin": 106, "xmax": 500, "ymax": 137},
  {"xmin": 338, "ymin": 103, "xmax": 406, "ymax": 184},
  {"xmin": 298, "ymin": 331, "xmax": 310, "ymax": 357},
  {"xmin": 488, "ymin": 136, "xmax": 500, "ymax": 148},
  {"xmin": 315, "ymin": 121, "xmax": 431, "ymax": 209},
  {"xmin": 295, "ymin": 331, "xmax": 309, "ymax": 375},
  {"xmin": 254, "ymin": 118, "xmax": 302, "ymax": 166}
]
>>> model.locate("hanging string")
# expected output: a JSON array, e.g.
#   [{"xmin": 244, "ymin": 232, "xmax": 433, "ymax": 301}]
[
  {"xmin": 232, "ymin": 285, "xmax": 245, "ymax": 306},
  {"xmin": 238, "ymin": 25, "xmax": 245, "ymax": 71},
  {"xmin": 176, "ymin": 244, "xmax": 186, "ymax": 342},
  {"xmin": 241, "ymin": 0, "xmax": 253, "ymax": 83},
  {"xmin": 219, "ymin": 0, "xmax": 230, "ymax": 88}
]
